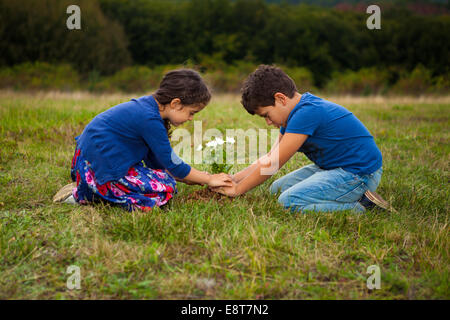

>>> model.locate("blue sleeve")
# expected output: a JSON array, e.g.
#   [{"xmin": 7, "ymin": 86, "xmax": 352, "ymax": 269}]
[
  {"xmin": 137, "ymin": 118, "xmax": 191, "ymax": 179},
  {"xmin": 285, "ymin": 104, "xmax": 323, "ymax": 136},
  {"xmin": 280, "ymin": 126, "xmax": 286, "ymax": 135}
]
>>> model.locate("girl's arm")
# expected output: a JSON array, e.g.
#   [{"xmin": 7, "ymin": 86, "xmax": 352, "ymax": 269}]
[
  {"xmin": 174, "ymin": 177, "xmax": 197, "ymax": 185},
  {"xmin": 232, "ymin": 133, "xmax": 283, "ymax": 183},
  {"xmin": 173, "ymin": 171, "xmax": 209, "ymax": 185},
  {"xmin": 183, "ymin": 167, "xmax": 233, "ymax": 187},
  {"xmin": 213, "ymin": 133, "xmax": 308, "ymax": 196},
  {"xmin": 139, "ymin": 120, "xmax": 231, "ymax": 187}
]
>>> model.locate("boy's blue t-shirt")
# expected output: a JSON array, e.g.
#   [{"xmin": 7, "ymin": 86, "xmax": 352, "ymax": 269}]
[{"xmin": 280, "ymin": 93, "xmax": 382, "ymax": 175}]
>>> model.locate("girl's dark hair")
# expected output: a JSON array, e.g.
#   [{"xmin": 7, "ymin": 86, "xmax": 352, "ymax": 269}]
[
  {"xmin": 154, "ymin": 69, "xmax": 211, "ymax": 137},
  {"xmin": 241, "ymin": 65, "xmax": 297, "ymax": 115}
]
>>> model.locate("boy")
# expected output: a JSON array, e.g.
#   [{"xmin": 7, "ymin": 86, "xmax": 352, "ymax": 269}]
[{"xmin": 213, "ymin": 65, "xmax": 391, "ymax": 213}]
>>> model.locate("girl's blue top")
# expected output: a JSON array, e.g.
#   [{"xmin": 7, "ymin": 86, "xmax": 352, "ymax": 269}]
[{"xmin": 75, "ymin": 95, "xmax": 191, "ymax": 185}]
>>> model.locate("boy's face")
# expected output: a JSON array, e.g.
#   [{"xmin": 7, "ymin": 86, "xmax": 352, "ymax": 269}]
[
  {"xmin": 254, "ymin": 93, "xmax": 293, "ymax": 128},
  {"xmin": 255, "ymin": 105, "xmax": 285, "ymax": 128}
]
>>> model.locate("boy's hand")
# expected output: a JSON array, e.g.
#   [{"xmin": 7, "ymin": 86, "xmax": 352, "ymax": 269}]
[
  {"xmin": 211, "ymin": 181, "xmax": 240, "ymax": 197},
  {"xmin": 207, "ymin": 173, "xmax": 233, "ymax": 188}
]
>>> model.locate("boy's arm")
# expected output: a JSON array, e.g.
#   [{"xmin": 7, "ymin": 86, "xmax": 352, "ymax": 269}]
[
  {"xmin": 232, "ymin": 133, "xmax": 284, "ymax": 183},
  {"xmin": 214, "ymin": 133, "xmax": 308, "ymax": 196}
]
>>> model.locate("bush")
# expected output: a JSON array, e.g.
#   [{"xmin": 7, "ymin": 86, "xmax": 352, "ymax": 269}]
[
  {"xmin": 281, "ymin": 66, "xmax": 316, "ymax": 93},
  {"xmin": 392, "ymin": 64, "xmax": 437, "ymax": 95},
  {"xmin": 325, "ymin": 68, "xmax": 390, "ymax": 95},
  {"xmin": 1, "ymin": 61, "xmax": 446, "ymax": 95},
  {"xmin": 0, "ymin": 62, "xmax": 80, "ymax": 91},
  {"xmin": 202, "ymin": 60, "xmax": 316, "ymax": 93},
  {"xmin": 92, "ymin": 66, "xmax": 159, "ymax": 93},
  {"xmin": 433, "ymin": 73, "xmax": 450, "ymax": 94},
  {"xmin": 203, "ymin": 61, "xmax": 257, "ymax": 93}
]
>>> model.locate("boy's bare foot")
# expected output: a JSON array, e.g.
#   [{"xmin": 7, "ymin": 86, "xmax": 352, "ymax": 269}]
[
  {"xmin": 53, "ymin": 182, "xmax": 77, "ymax": 203},
  {"xmin": 359, "ymin": 190, "xmax": 396, "ymax": 213}
]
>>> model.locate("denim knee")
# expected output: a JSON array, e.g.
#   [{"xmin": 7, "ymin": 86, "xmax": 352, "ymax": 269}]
[
  {"xmin": 366, "ymin": 167, "xmax": 382, "ymax": 192},
  {"xmin": 278, "ymin": 191, "xmax": 304, "ymax": 211},
  {"xmin": 277, "ymin": 191, "xmax": 289, "ymax": 208},
  {"xmin": 270, "ymin": 181, "xmax": 280, "ymax": 195}
]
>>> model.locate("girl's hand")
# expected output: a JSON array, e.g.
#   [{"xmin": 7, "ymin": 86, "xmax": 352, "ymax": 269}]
[{"xmin": 207, "ymin": 173, "xmax": 233, "ymax": 188}]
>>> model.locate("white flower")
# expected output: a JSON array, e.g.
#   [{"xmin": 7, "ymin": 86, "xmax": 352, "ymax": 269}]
[
  {"xmin": 206, "ymin": 140, "xmax": 218, "ymax": 148},
  {"xmin": 215, "ymin": 137, "xmax": 225, "ymax": 145},
  {"xmin": 225, "ymin": 137, "xmax": 235, "ymax": 144},
  {"xmin": 196, "ymin": 144, "xmax": 203, "ymax": 151}
]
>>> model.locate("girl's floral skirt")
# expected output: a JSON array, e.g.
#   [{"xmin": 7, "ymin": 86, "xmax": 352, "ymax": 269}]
[{"xmin": 70, "ymin": 148, "xmax": 177, "ymax": 211}]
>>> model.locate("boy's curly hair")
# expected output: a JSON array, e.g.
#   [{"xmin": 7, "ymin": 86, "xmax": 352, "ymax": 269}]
[{"xmin": 241, "ymin": 65, "xmax": 297, "ymax": 115}]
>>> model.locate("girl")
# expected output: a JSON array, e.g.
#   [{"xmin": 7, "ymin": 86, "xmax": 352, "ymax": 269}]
[{"xmin": 53, "ymin": 69, "xmax": 232, "ymax": 211}]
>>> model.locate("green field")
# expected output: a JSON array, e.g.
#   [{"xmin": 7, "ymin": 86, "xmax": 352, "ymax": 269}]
[{"xmin": 0, "ymin": 91, "xmax": 449, "ymax": 299}]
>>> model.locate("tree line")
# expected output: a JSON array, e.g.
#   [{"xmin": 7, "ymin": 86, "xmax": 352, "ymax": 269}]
[{"xmin": 0, "ymin": 0, "xmax": 448, "ymax": 90}]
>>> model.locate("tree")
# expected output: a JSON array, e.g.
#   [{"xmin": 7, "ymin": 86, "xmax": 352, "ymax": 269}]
[{"xmin": 0, "ymin": 0, "xmax": 131, "ymax": 74}]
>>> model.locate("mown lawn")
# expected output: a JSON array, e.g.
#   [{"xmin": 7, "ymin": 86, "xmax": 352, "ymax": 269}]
[{"xmin": 0, "ymin": 91, "xmax": 448, "ymax": 299}]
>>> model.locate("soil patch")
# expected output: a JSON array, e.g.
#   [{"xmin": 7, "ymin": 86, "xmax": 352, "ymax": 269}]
[{"xmin": 185, "ymin": 187, "xmax": 233, "ymax": 203}]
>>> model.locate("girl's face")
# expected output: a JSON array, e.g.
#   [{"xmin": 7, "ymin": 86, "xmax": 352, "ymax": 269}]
[{"xmin": 166, "ymin": 99, "xmax": 205, "ymax": 126}]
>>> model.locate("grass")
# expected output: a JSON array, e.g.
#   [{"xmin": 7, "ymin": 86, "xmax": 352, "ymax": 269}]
[{"xmin": 0, "ymin": 90, "xmax": 449, "ymax": 299}]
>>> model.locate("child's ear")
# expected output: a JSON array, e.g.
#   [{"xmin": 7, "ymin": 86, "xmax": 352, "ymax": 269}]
[
  {"xmin": 170, "ymin": 98, "xmax": 183, "ymax": 110},
  {"xmin": 273, "ymin": 92, "xmax": 287, "ymax": 106}
]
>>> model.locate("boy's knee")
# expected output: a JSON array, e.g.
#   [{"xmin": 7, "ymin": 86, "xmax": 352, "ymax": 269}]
[
  {"xmin": 278, "ymin": 191, "xmax": 309, "ymax": 212},
  {"xmin": 277, "ymin": 192, "xmax": 290, "ymax": 209},
  {"xmin": 269, "ymin": 181, "xmax": 280, "ymax": 195},
  {"xmin": 278, "ymin": 191, "xmax": 297, "ymax": 208}
]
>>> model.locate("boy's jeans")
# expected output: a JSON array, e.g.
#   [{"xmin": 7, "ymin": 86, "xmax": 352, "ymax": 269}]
[{"xmin": 270, "ymin": 164, "xmax": 382, "ymax": 213}]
